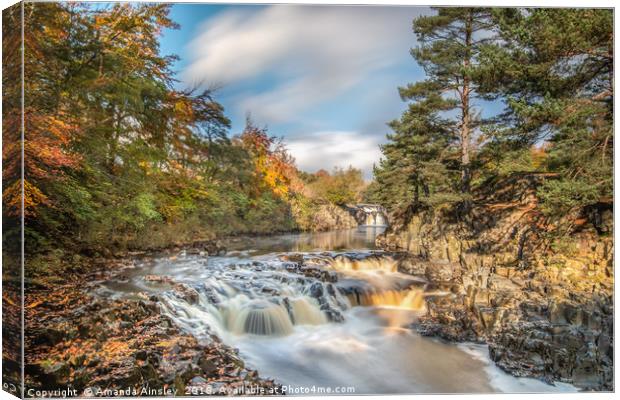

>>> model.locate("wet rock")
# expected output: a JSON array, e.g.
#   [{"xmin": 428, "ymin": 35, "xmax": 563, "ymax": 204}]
[
  {"xmin": 320, "ymin": 306, "xmax": 345, "ymax": 323},
  {"xmin": 379, "ymin": 183, "xmax": 614, "ymax": 390},
  {"xmin": 299, "ymin": 266, "xmax": 338, "ymax": 282},
  {"xmin": 144, "ymin": 275, "xmax": 175, "ymax": 284},
  {"xmin": 279, "ymin": 253, "xmax": 304, "ymax": 264},
  {"xmin": 309, "ymin": 282, "xmax": 324, "ymax": 298},
  {"xmin": 173, "ymin": 284, "xmax": 200, "ymax": 305}
]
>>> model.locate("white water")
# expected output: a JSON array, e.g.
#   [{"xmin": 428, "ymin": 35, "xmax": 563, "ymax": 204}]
[
  {"xmin": 97, "ymin": 228, "xmax": 577, "ymax": 394},
  {"xmin": 357, "ymin": 204, "xmax": 388, "ymax": 227}
]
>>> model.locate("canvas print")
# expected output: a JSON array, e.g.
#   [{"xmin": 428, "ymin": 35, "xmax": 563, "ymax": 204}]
[{"xmin": 1, "ymin": 1, "xmax": 614, "ymax": 397}]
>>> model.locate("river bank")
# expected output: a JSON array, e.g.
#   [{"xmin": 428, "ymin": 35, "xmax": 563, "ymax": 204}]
[
  {"xmin": 24, "ymin": 257, "xmax": 281, "ymax": 397},
  {"xmin": 377, "ymin": 176, "xmax": 614, "ymax": 391}
]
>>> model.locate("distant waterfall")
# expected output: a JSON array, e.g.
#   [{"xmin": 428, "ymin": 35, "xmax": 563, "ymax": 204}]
[{"xmin": 353, "ymin": 204, "xmax": 388, "ymax": 227}]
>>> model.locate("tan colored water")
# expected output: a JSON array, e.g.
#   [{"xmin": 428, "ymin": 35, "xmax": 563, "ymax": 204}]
[
  {"xmin": 328, "ymin": 256, "xmax": 398, "ymax": 273},
  {"xmin": 226, "ymin": 300, "xmax": 294, "ymax": 336}
]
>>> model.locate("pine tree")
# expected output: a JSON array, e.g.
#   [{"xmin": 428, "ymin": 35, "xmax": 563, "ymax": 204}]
[
  {"xmin": 480, "ymin": 8, "xmax": 613, "ymax": 216},
  {"xmin": 409, "ymin": 8, "xmax": 496, "ymax": 194},
  {"xmin": 369, "ymin": 98, "xmax": 458, "ymax": 214},
  {"xmin": 370, "ymin": 8, "xmax": 497, "ymax": 215}
]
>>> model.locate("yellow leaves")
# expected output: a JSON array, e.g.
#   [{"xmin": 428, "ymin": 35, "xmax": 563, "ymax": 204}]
[
  {"xmin": 173, "ymin": 98, "xmax": 194, "ymax": 120},
  {"xmin": 138, "ymin": 160, "xmax": 154, "ymax": 176},
  {"xmin": 238, "ymin": 126, "xmax": 299, "ymax": 200},
  {"xmin": 24, "ymin": 180, "xmax": 50, "ymax": 216},
  {"xmin": 155, "ymin": 339, "xmax": 175, "ymax": 348},
  {"xmin": 2, "ymin": 181, "xmax": 22, "ymax": 217},
  {"xmin": 168, "ymin": 159, "xmax": 183, "ymax": 172},
  {"xmin": 104, "ymin": 340, "xmax": 130, "ymax": 356},
  {"xmin": 159, "ymin": 205, "xmax": 182, "ymax": 224},
  {"xmin": 26, "ymin": 300, "xmax": 45, "ymax": 309},
  {"xmin": 530, "ymin": 145, "xmax": 548, "ymax": 170},
  {"xmin": 2, "ymin": 179, "xmax": 50, "ymax": 217},
  {"xmin": 2, "ymin": 293, "xmax": 16, "ymax": 307}
]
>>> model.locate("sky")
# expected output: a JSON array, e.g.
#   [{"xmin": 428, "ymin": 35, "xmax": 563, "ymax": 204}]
[{"xmin": 159, "ymin": 4, "xmax": 431, "ymax": 179}]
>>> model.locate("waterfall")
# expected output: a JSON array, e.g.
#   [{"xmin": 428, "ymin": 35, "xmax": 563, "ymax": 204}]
[
  {"xmin": 226, "ymin": 300, "xmax": 295, "ymax": 336},
  {"xmin": 157, "ymin": 252, "xmax": 427, "ymax": 340},
  {"xmin": 327, "ymin": 255, "xmax": 398, "ymax": 273},
  {"xmin": 375, "ymin": 212, "xmax": 386, "ymax": 226},
  {"xmin": 346, "ymin": 288, "xmax": 426, "ymax": 310},
  {"xmin": 356, "ymin": 204, "xmax": 388, "ymax": 227},
  {"xmin": 289, "ymin": 297, "xmax": 328, "ymax": 325}
]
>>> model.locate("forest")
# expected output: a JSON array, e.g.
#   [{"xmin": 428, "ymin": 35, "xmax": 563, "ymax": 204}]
[
  {"xmin": 2, "ymin": 4, "xmax": 613, "ymax": 271},
  {"xmin": 3, "ymin": 2, "xmax": 367, "ymax": 273}
]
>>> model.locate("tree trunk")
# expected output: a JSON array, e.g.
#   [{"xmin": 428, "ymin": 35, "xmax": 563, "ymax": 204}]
[{"xmin": 460, "ymin": 12, "xmax": 473, "ymax": 194}]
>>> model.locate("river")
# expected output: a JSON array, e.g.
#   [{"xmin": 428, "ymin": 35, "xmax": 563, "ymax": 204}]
[{"xmin": 96, "ymin": 227, "xmax": 577, "ymax": 395}]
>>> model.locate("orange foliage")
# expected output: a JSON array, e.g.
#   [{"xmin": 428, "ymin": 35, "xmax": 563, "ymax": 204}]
[
  {"xmin": 238, "ymin": 123, "xmax": 301, "ymax": 199},
  {"xmin": 530, "ymin": 145, "xmax": 548, "ymax": 170},
  {"xmin": 2, "ymin": 180, "xmax": 51, "ymax": 217},
  {"xmin": 24, "ymin": 111, "xmax": 82, "ymax": 178}
]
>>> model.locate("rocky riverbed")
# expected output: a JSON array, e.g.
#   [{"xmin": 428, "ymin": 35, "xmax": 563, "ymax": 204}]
[{"xmin": 24, "ymin": 254, "xmax": 280, "ymax": 397}]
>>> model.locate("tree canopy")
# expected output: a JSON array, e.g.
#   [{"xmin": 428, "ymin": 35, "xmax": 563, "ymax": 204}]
[
  {"xmin": 370, "ymin": 7, "xmax": 613, "ymax": 221},
  {"xmin": 2, "ymin": 2, "xmax": 366, "ymax": 263}
]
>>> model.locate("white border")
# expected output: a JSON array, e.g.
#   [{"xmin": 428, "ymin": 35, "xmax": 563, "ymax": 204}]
[{"xmin": 0, "ymin": 2, "xmax": 616, "ymax": 400}]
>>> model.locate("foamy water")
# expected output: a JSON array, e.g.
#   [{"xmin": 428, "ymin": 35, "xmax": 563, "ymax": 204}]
[{"xmin": 97, "ymin": 228, "xmax": 577, "ymax": 394}]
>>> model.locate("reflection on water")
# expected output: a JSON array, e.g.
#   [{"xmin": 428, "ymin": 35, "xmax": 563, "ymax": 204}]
[
  {"xmin": 97, "ymin": 227, "xmax": 577, "ymax": 394},
  {"xmin": 226, "ymin": 227, "xmax": 386, "ymax": 255}
]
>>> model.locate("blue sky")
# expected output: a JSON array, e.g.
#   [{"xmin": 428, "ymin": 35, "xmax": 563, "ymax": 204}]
[{"xmin": 159, "ymin": 4, "xmax": 501, "ymax": 179}]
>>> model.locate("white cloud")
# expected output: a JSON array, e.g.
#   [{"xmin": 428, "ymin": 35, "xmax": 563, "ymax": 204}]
[
  {"xmin": 285, "ymin": 131, "xmax": 383, "ymax": 179},
  {"xmin": 184, "ymin": 5, "xmax": 424, "ymax": 123}
]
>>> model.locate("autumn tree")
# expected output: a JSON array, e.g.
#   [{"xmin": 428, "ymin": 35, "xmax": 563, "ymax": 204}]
[
  {"xmin": 237, "ymin": 118, "xmax": 302, "ymax": 199},
  {"xmin": 304, "ymin": 167, "xmax": 365, "ymax": 206}
]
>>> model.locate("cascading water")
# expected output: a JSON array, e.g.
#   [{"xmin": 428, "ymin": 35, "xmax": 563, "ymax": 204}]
[
  {"xmin": 328, "ymin": 254, "xmax": 398, "ymax": 273},
  {"xmin": 227, "ymin": 299, "xmax": 294, "ymax": 336},
  {"xmin": 345, "ymin": 288, "xmax": 426, "ymax": 310},
  {"xmin": 355, "ymin": 204, "xmax": 388, "ymax": 227},
  {"xmin": 99, "ymin": 228, "xmax": 576, "ymax": 394},
  {"xmin": 158, "ymin": 252, "xmax": 423, "ymax": 339},
  {"xmin": 158, "ymin": 262, "xmax": 342, "ymax": 339}
]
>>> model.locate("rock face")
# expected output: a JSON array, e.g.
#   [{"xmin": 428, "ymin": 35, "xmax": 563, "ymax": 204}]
[
  {"xmin": 308, "ymin": 204, "xmax": 358, "ymax": 232},
  {"xmin": 378, "ymin": 175, "xmax": 613, "ymax": 391}
]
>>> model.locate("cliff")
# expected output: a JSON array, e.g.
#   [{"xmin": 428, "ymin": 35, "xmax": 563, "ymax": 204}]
[{"xmin": 378, "ymin": 174, "xmax": 613, "ymax": 390}]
